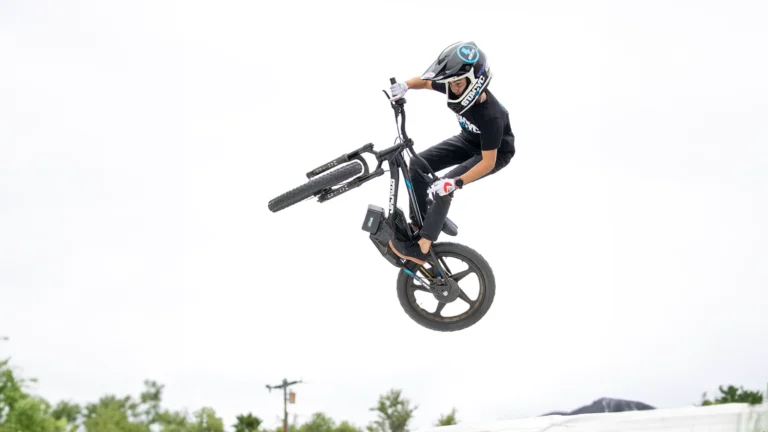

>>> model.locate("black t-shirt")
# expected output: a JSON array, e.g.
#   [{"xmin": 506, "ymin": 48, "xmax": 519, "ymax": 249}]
[{"xmin": 430, "ymin": 81, "xmax": 515, "ymax": 153}]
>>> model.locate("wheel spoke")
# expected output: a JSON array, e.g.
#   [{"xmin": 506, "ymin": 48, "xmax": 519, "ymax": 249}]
[
  {"xmin": 433, "ymin": 301, "xmax": 446, "ymax": 317},
  {"xmin": 458, "ymin": 288, "xmax": 477, "ymax": 307},
  {"xmin": 449, "ymin": 268, "xmax": 473, "ymax": 282},
  {"xmin": 439, "ymin": 257, "xmax": 453, "ymax": 275},
  {"xmin": 400, "ymin": 245, "xmax": 494, "ymax": 329}
]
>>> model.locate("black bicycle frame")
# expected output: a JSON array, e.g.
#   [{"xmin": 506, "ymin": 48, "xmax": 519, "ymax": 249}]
[
  {"xmin": 305, "ymin": 77, "xmax": 441, "ymax": 233},
  {"xmin": 307, "ymin": 138, "xmax": 426, "ymax": 230},
  {"xmin": 301, "ymin": 78, "xmax": 450, "ymax": 280}
]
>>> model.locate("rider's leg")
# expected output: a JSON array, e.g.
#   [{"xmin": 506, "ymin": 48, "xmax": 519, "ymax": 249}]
[
  {"xmin": 389, "ymin": 135, "xmax": 474, "ymax": 265},
  {"xmin": 418, "ymin": 149, "xmax": 514, "ymax": 248},
  {"xmin": 391, "ymin": 150, "xmax": 513, "ymax": 265},
  {"xmin": 407, "ymin": 135, "xmax": 474, "ymax": 227}
]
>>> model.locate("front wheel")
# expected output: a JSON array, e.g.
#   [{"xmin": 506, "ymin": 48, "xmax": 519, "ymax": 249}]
[
  {"xmin": 396, "ymin": 242, "xmax": 496, "ymax": 332},
  {"xmin": 268, "ymin": 161, "xmax": 364, "ymax": 212}
]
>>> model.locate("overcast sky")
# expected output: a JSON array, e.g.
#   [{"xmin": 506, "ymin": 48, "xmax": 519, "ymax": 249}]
[{"xmin": 2, "ymin": 0, "xmax": 767, "ymax": 430}]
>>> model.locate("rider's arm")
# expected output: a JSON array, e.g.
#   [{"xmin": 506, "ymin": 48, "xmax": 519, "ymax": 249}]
[
  {"xmin": 458, "ymin": 113, "xmax": 502, "ymax": 185},
  {"xmin": 458, "ymin": 149, "xmax": 497, "ymax": 185},
  {"xmin": 404, "ymin": 77, "xmax": 433, "ymax": 90}
]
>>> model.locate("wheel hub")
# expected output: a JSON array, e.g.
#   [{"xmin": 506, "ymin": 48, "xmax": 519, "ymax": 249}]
[{"xmin": 431, "ymin": 278, "xmax": 460, "ymax": 303}]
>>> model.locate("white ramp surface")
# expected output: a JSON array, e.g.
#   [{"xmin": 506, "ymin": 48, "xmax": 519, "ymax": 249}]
[{"xmin": 415, "ymin": 403, "xmax": 768, "ymax": 432}]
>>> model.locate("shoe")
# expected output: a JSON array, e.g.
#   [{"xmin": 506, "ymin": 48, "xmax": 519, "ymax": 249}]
[{"xmin": 388, "ymin": 238, "xmax": 429, "ymax": 265}]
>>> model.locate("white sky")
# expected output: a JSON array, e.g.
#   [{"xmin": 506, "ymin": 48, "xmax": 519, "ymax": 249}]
[{"xmin": 2, "ymin": 0, "xmax": 767, "ymax": 430}]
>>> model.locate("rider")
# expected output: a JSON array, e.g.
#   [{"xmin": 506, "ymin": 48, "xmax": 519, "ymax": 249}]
[{"xmin": 387, "ymin": 41, "xmax": 516, "ymax": 265}]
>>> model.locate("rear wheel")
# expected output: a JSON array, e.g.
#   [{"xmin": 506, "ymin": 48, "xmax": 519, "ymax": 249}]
[
  {"xmin": 268, "ymin": 161, "xmax": 364, "ymax": 212},
  {"xmin": 396, "ymin": 242, "xmax": 496, "ymax": 332}
]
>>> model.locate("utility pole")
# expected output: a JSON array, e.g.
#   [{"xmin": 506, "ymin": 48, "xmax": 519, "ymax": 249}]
[{"xmin": 266, "ymin": 378, "xmax": 303, "ymax": 432}]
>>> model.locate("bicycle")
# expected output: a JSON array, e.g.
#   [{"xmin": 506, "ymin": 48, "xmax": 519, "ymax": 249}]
[{"xmin": 267, "ymin": 78, "xmax": 496, "ymax": 332}]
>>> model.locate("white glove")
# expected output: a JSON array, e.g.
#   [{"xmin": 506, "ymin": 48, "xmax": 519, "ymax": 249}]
[
  {"xmin": 390, "ymin": 81, "xmax": 408, "ymax": 100},
  {"xmin": 428, "ymin": 178, "xmax": 458, "ymax": 197}
]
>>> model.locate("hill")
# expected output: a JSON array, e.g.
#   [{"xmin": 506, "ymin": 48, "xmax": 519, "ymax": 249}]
[{"xmin": 541, "ymin": 397, "xmax": 655, "ymax": 416}]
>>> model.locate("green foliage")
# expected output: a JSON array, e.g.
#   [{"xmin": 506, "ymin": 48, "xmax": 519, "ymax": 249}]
[
  {"xmin": 7, "ymin": 343, "xmax": 766, "ymax": 432},
  {"xmin": 190, "ymin": 407, "xmax": 225, "ymax": 432},
  {"xmin": 295, "ymin": 411, "xmax": 362, "ymax": 432},
  {"xmin": 0, "ymin": 358, "xmax": 68, "ymax": 432},
  {"xmin": 700, "ymin": 385, "xmax": 764, "ymax": 406},
  {"xmin": 82, "ymin": 400, "xmax": 150, "ymax": 432},
  {"xmin": 1, "ymin": 395, "xmax": 68, "ymax": 432},
  {"xmin": 334, "ymin": 420, "xmax": 360, "ymax": 432},
  {"xmin": 0, "ymin": 356, "xmax": 231, "ymax": 432},
  {"xmin": 435, "ymin": 408, "xmax": 458, "ymax": 426},
  {"xmin": 156, "ymin": 408, "xmax": 191, "ymax": 432},
  {"xmin": 139, "ymin": 380, "xmax": 164, "ymax": 425},
  {"xmin": 298, "ymin": 412, "xmax": 336, "ymax": 432},
  {"xmin": 51, "ymin": 400, "xmax": 82, "ymax": 426},
  {"xmin": 233, "ymin": 413, "xmax": 263, "ymax": 432},
  {"xmin": 367, "ymin": 389, "xmax": 418, "ymax": 432}
]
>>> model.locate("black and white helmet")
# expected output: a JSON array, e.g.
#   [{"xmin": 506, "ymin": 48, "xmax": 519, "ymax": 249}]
[{"xmin": 421, "ymin": 41, "xmax": 493, "ymax": 114}]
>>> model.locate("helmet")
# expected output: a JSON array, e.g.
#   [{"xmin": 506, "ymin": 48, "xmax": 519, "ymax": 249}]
[{"xmin": 421, "ymin": 41, "xmax": 493, "ymax": 114}]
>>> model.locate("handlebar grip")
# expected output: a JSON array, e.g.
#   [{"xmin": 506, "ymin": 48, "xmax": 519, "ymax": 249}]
[{"xmin": 390, "ymin": 77, "xmax": 396, "ymax": 84}]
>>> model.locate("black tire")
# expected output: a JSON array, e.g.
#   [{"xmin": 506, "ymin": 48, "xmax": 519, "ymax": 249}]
[
  {"xmin": 268, "ymin": 161, "xmax": 364, "ymax": 212},
  {"xmin": 396, "ymin": 242, "xmax": 496, "ymax": 332}
]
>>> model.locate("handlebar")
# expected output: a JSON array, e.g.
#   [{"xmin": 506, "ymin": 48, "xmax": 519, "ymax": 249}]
[
  {"xmin": 386, "ymin": 76, "xmax": 409, "ymax": 142},
  {"xmin": 384, "ymin": 77, "xmax": 440, "ymax": 182}
]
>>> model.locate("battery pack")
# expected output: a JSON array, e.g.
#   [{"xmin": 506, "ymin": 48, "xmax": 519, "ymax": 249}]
[{"xmin": 361, "ymin": 204, "xmax": 384, "ymax": 234}]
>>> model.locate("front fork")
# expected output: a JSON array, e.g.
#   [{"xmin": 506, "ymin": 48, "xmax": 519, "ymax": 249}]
[
  {"xmin": 306, "ymin": 143, "xmax": 382, "ymax": 203},
  {"xmin": 306, "ymin": 143, "xmax": 374, "ymax": 179}
]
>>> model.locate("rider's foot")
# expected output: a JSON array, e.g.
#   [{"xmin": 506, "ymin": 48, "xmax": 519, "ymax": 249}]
[{"xmin": 389, "ymin": 238, "xmax": 430, "ymax": 265}]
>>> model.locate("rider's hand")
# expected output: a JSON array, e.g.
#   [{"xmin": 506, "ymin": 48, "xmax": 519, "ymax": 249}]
[
  {"xmin": 390, "ymin": 81, "xmax": 408, "ymax": 100},
  {"xmin": 428, "ymin": 178, "xmax": 458, "ymax": 197}
]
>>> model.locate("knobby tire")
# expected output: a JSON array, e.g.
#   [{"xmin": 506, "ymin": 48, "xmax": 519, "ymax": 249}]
[
  {"xmin": 268, "ymin": 162, "xmax": 363, "ymax": 212},
  {"xmin": 396, "ymin": 242, "xmax": 496, "ymax": 332}
]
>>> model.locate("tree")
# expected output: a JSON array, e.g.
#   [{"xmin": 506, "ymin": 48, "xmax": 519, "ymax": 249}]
[
  {"xmin": 51, "ymin": 400, "xmax": 83, "ymax": 432},
  {"xmin": 367, "ymin": 389, "xmax": 418, "ymax": 432},
  {"xmin": 156, "ymin": 408, "xmax": 191, "ymax": 432},
  {"xmin": 2, "ymin": 348, "xmax": 269, "ymax": 432},
  {"xmin": 234, "ymin": 413, "xmax": 263, "ymax": 432},
  {"xmin": 0, "ymin": 358, "xmax": 69, "ymax": 432},
  {"xmin": 335, "ymin": 420, "xmax": 361, "ymax": 432},
  {"xmin": 700, "ymin": 385, "xmax": 764, "ymax": 406},
  {"xmin": 51, "ymin": 400, "xmax": 82, "ymax": 424},
  {"xmin": 299, "ymin": 412, "xmax": 336, "ymax": 432},
  {"xmin": 82, "ymin": 400, "xmax": 149, "ymax": 432},
  {"xmin": 138, "ymin": 380, "xmax": 164, "ymax": 426},
  {"xmin": 435, "ymin": 408, "xmax": 458, "ymax": 426},
  {"xmin": 190, "ymin": 407, "xmax": 224, "ymax": 432}
]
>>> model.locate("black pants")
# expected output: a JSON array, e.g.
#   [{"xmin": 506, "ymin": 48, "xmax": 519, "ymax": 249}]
[{"xmin": 408, "ymin": 133, "xmax": 514, "ymax": 241}]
